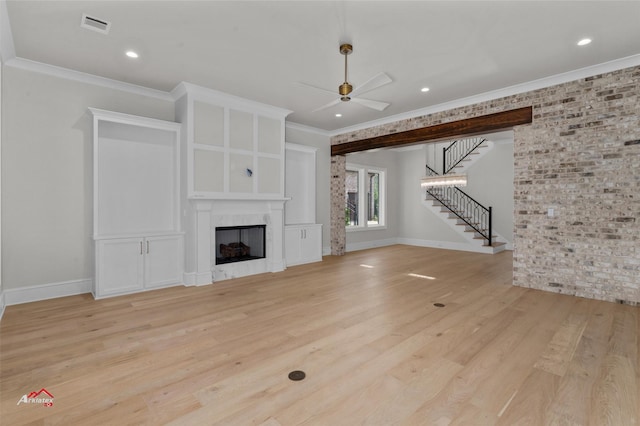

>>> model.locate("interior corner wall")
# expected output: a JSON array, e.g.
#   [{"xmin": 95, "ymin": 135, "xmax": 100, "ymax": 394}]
[
  {"xmin": 1, "ymin": 66, "xmax": 175, "ymax": 292},
  {"xmin": 331, "ymin": 65, "xmax": 640, "ymax": 305},
  {"xmin": 284, "ymin": 126, "xmax": 331, "ymax": 253}
]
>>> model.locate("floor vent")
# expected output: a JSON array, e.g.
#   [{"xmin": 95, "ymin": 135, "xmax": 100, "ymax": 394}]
[{"xmin": 81, "ymin": 13, "xmax": 111, "ymax": 34}]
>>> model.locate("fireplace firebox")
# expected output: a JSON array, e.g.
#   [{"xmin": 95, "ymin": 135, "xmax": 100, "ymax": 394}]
[{"xmin": 215, "ymin": 225, "xmax": 266, "ymax": 265}]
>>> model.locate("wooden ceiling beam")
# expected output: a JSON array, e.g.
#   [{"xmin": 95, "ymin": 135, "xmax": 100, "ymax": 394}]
[{"xmin": 331, "ymin": 106, "xmax": 532, "ymax": 156}]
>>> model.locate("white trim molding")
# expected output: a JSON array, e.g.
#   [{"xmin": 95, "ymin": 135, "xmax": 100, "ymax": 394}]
[
  {"xmin": 396, "ymin": 238, "xmax": 507, "ymax": 254},
  {"xmin": 5, "ymin": 57, "xmax": 174, "ymax": 102},
  {"xmin": 0, "ymin": 291, "xmax": 6, "ymax": 321},
  {"xmin": 285, "ymin": 121, "xmax": 332, "ymax": 137},
  {"xmin": 3, "ymin": 279, "xmax": 93, "ymax": 306},
  {"xmin": 183, "ymin": 272, "xmax": 212, "ymax": 287},
  {"xmin": 346, "ymin": 238, "xmax": 398, "ymax": 253},
  {"xmin": 346, "ymin": 237, "xmax": 511, "ymax": 255}
]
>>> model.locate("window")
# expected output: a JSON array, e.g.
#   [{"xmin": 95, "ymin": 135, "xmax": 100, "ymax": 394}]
[{"xmin": 345, "ymin": 164, "xmax": 386, "ymax": 229}]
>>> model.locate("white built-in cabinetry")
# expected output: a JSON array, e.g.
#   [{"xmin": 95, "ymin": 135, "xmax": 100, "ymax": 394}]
[
  {"xmin": 90, "ymin": 108, "xmax": 183, "ymax": 298},
  {"xmin": 284, "ymin": 143, "xmax": 322, "ymax": 266},
  {"xmin": 284, "ymin": 224, "xmax": 322, "ymax": 266}
]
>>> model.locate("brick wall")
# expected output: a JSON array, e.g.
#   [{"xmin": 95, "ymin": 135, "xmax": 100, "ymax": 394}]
[
  {"xmin": 330, "ymin": 155, "xmax": 346, "ymax": 255},
  {"xmin": 331, "ymin": 65, "xmax": 640, "ymax": 304}
]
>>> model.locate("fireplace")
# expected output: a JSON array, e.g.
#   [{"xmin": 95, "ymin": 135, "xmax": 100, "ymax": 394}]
[
  {"xmin": 183, "ymin": 199, "xmax": 285, "ymax": 284},
  {"xmin": 215, "ymin": 224, "xmax": 266, "ymax": 265}
]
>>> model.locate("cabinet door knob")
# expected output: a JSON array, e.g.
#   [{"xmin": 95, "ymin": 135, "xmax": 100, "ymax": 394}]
[
  {"xmin": 140, "ymin": 241, "xmax": 143, "ymax": 255},
  {"xmin": 146, "ymin": 240, "xmax": 150, "ymax": 254}
]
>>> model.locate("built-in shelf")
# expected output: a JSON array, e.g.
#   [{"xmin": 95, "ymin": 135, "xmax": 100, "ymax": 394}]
[{"xmin": 90, "ymin": 108, "xmax": 183, "ymax": 298}]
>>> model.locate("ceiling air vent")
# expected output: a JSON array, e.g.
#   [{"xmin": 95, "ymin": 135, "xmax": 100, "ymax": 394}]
[{"xmin": 81, "ymin": 13, "xmax": 111, "ymax": 35}]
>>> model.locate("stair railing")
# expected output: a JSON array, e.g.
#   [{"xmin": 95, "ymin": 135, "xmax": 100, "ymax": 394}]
[
  {"xmin": 424, "ymin": 165, "xmax": 492, "ymax": 246},
  {"xmin": 443, "ymin": 137, "xmax": 487, "ymax": 174}
]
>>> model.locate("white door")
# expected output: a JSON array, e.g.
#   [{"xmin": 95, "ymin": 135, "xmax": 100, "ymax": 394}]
[
  {"xmin": 96, "ymin": 238, "xmax": 144, "ymax": 297},
  {"xmin": 299, "ymin": 225, "xmax": 322, "ymax": 263},
  {"xmin": 145, "ymin": 235, "xmax": 183, "ymax": 289}
]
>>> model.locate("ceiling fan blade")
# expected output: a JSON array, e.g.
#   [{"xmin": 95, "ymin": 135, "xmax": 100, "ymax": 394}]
[
  {"xmin": 351, "ymin": 72, "xmax": 392, "ymax": 97},
  {"xmin": 296, "ymin": 81, "xmax": 337, "ymax": 97},
  {"xmin": 351, "ymin": 97, "xmax": 390, "ymax": 111},
  {"xmin": 312, "ymin": 98, "xmax": 342, "ymax": 112}
]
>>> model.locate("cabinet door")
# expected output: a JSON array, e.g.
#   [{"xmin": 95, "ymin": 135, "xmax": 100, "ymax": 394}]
[
  {"xmin": 145, "ymin": 235, "xmax": 183, "ymax": 289},
  {"xmin": 284, "ymin": 226, "xmax": 302, "ymax": 266},
  {"xmin": 96, "ymin": 238, "xmax": 144, "ymax": 297},
  {"xmin": 299, "ymin": 225, "xmax": 322, "ymax": 264}
]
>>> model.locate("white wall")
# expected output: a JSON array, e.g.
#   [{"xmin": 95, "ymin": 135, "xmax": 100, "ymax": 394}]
[
  {"xmin": 285, "ymin": 125, "xmax": 331, "ymax": 253},
  {"xmin": 463, "ymin": 141, "xmax": 514, "ymax": 243},
  {"xmin": 397, "ymin": 146, "xmax": 467, "ymax": 243},
  {"xmin": 1, "ymin": 66, "xmax": 174, "ymax": 291},
  {"xmin": 0, "ymin": 51, "xmax": 3, "ymax": 316},
  {"xmin": 1, "ymin": 0, "xmax": 13, "ymax": 315}
]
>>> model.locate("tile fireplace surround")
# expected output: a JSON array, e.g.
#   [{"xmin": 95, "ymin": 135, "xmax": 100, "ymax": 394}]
[{"xmin": 186, "ymin": 199, "xmax": 286, "ymax": 284}]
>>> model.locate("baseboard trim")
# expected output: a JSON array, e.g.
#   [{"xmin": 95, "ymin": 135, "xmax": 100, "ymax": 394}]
[
  {"xmin": 4, "ymin": 279, "xmax": 93, "ymax": 306},
  {"xmin": 0, "ymin": 291, "xmax": 6, "ymax": 321},
  {"xmin": 396, "ymin": 238, "xmax": 502, "ymax": 254},
  {"xmin": 346, "ymin": 238, "xmax": 398, "ymax": 252},
  {"xmin": 346, "ymin": 237, "xmax": 495, "ymax": 254},
  {"xmin": 183, "ymin": 271, "xmax": 212, "ymax": 286}
]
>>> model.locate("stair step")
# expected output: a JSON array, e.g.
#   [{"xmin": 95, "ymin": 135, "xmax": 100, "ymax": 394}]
[{"xmin": 483, "ymin": 241, "xmax": 506, "ymax": 247}]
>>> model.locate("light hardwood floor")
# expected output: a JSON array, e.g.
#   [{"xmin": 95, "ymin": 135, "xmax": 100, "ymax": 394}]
[{"xmin": 1, "ymin": 245, "xmax": 638, "ymax": 425}]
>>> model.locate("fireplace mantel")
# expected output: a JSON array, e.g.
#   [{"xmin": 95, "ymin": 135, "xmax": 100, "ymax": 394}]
[{"xmin": 183, "ymin": 198, "xmax": 286, "ymax": 285}]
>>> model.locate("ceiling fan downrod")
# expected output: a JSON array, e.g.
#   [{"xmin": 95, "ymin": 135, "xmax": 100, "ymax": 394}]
[{"xmin": 339, "ymin": 43, "xmax": 353, "ymax": 101}]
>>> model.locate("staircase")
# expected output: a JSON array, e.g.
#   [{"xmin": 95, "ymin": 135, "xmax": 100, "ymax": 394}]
[
  {"xmin": 423, "ymin": 137, "xmax": 507, "ymax": 254},
  {"xmin": 443, "ymin": 137, "xmax": 494, "ymax": 174}
]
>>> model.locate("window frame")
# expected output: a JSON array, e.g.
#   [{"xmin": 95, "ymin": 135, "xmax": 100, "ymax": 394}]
[{"xmin": 345, "ymin": 163, "xmax": 386, "ymax": 231}]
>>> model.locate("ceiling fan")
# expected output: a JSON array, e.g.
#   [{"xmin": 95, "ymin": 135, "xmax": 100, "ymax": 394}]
[{"xmin": 300, "ymin": 43, "xmax": 392, "ymax": 112}]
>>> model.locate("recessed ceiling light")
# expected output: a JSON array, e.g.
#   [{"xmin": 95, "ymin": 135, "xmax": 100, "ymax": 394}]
[
  {"xmin": 577, "ymin": 38, "xmax": 592, "ymax": 46},
  {"xmin": 335, "ymin": 113, "xmax": 342, "ymax": 117},
  {"xmin": 421, "ymin": 87, "xmax": 430, "ymax": 93},
  {"xmin": 126, "ymin": 50, "xmax": 139, "ymax": 59}
]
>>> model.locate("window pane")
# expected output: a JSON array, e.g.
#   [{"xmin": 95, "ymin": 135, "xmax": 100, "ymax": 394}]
[
  {"xmin": 367, "ymin": 172, "xmax": 380, "ymax": 225},
  {"xmin": 345, "ymin": 170, "xmax": 359, "ymax": 226}
]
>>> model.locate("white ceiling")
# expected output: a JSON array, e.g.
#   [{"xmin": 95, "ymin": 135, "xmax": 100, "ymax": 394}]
[{"xmin": 5, "ymin": 1, "xmax": 640, "ymax": 132}]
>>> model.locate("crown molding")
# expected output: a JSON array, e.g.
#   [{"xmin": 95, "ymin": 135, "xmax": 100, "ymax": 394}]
[
  {"xmin": 172, "ymin": 81, "xmax": 292, "ymax": 119},
  {"xmin": 4, "ymin": 49, "xmax": 639, "ymax": 137},
  {"xmin": 5, "ymin": 57, "xmax": 174, "ymax": 102},
  {"xmin": 285, "ymin": 121, "xmax": 332, "ymax": 137},
  {"xmin": 329, "ymin": 54, "xmax": 640, "ymax": 137}
]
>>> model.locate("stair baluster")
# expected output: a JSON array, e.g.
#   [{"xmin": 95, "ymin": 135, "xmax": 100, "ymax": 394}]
[
  {"xmin": 424, "ymin": 165, "xmax": 493, "ymax": 246},
  {"xmin": 443, "ymin": 137, "xmax": 487, "ymax": 174}
]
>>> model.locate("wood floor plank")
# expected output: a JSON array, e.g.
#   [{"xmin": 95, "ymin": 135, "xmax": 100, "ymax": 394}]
[
  {"xmin": 495, "ymin": 369, "xmax": 560, "ymax": 426},
  {"xmin": 1, "ymin": 245, "xmax": 637, "ymax": 425}
]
